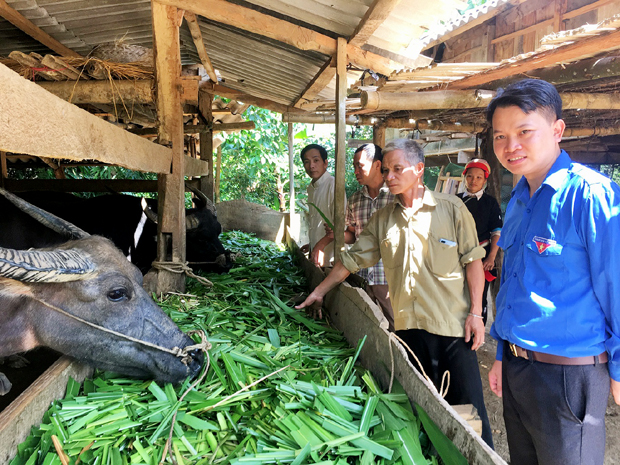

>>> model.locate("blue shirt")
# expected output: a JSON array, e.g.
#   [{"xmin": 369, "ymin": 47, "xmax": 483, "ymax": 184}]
[{"xmin": 491, "ymin": 151, "xmax": 620, "ymax": 381}]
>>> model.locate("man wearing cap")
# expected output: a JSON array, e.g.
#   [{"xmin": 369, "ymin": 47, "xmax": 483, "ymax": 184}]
[
  {"xmin": 487, "ymin": 79, "xmax": 620, "ymax": 464},
  {"xmin": 457, "ymin": 159, "xmax": 503, "ymax": 324}
]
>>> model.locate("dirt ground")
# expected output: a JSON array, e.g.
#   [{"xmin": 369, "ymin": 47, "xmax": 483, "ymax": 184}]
[{"xmin": 477, "ymin": 326, "xmax": 620, "ymax": 464}]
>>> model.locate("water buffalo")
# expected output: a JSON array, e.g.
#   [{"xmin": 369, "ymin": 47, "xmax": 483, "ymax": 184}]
[
  {"xmin": 5, "ymin": 189, "xmax": 231, "ymax": 274},
  {"xmin": 0, "ymin": 189, "xmax": 203, "ymax": 395}
]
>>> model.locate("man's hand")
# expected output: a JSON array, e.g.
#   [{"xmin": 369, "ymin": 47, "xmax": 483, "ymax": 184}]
[
  {"xmin": 612, "ymin": 379, "xmax": 620, "ymax": 405},
  {"xmin": 295, "ymin": 291, "xmax": 324, "ymax": 319},
  {"xmin": 482, "ymin": 255, "xmax": 496, "ymax": 271},
  {"xmin": 464, "ymin": 314, "xmax": 485, "ymax": 350},
  {"xmin": 489, "ymin": 360, "xmax": 502, "ymax": 397},
  {"xmin": 323, "ymin": 224, "xmax": 334, "ymax": 238},
  {"xmin": 310, "ymin": 235, "xmax": 333, "ymax": 266}
]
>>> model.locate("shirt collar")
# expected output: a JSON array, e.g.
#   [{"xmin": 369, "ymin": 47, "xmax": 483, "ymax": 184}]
[
  {"xmin": 394, "ymin": 187, "xmax": 436, "ymax": 211},
  {"xmin": 512, "ymin": 150, "xmax": 572, "ymax": 200},
  {"xmin": 361, "ymin": 184, "xmax": 391, "ymax": 199},
  {"xmin": 311, "ymin": 170, "xmax": 332, "ymax": 187},
  {"xmin": 464, "ymin": 189, "xmax": 484, "ymax": 200}
]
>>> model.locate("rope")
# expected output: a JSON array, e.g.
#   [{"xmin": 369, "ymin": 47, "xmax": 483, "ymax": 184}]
[
  {"xmin": 160, "ymin": 330, "xmax": 212, "ymax": 465},
  {"xmin": 32, "ymin": 296, "xmax": 204, "ymax": 365},
  {"xmin": 151, "ymin": 261, "xmax": 213, "ymax": 288},
  {"xmin": 388, "ymin": 332, "xmax": 451, "ymax": 399}
]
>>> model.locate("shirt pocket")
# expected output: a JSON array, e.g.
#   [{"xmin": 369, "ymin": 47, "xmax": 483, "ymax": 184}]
[
  {"xmin": 524, "ymin": 239, "xmax": 565, "ymax": 293},
  {"xmin": 427, "ymin": 232, "xmax": 459, "ymax": 277},
  {"xmin": 380, "ymin": 232, "xmax": 404, "ymax": 269}
]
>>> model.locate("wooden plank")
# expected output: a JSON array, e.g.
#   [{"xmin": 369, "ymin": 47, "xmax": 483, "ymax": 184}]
[
  {"xmin": 490, "ymin": 18, "xmax": 554, "ymax": 44},
  {"xmin": 361, "ymin": 89, "xmax": 496, "ymax": 111},
  {"xmin": 0, "ymin": 0, "xmax": 81, "ymax": 58},
  {"xmin": 562, "ymin": 0, "xmax": 616, "ymax": 21},
  {"xmin": 156, "ymin": 0, "xmax": 404, "ymax": 75},
  {"xmin": 128, "ymin": 121, "xmax": 256, "ymax": 135},
  {"xmin": 334, "ymin": 37, "xmax": 347, "ymax": 264},
  {"xmin": 184, "ymin": 11, "xmax": 218, "ymax": 82},
  {"xmin": 294, "ymin": 58, "xmax": 336, "ymax": 109},
  {"xmin": 152, "ymin": 0, "xmax": 186, "ymax": 293},
  {"xmin": 0, "ymin": 62, "xmax": 172, "ymax": 174},
  {"xmin": 0, "ymin": 358, "xmax": 92, "ymax": 464},
  {"xmin": 450, "ymin": 28, "xmax": 620, "ymax": 90},
  {"xmin": 349, "ymin": 0, "xmax": 404, "ymax": 47}
]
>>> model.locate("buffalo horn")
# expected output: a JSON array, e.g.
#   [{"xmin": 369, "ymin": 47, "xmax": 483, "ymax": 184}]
[
  {"xmin": 0, "ymin": 247, "xmax": 96, "ymax": 283},
  {"xmin": 0, "ymin": 188, "xmax": 90, "ymax": 239},
  {"xmin": 186, "ymin": 185, "xmax": 216, "ymax": 215},
  {"xmin": 141, "ymin": 197, "xmax": 158, "ymax": 224}
]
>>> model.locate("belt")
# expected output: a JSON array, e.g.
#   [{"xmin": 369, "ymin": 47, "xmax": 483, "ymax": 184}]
[{"xmin": 508, "ymin": 343, "xmax": 608, "ymax": 366}]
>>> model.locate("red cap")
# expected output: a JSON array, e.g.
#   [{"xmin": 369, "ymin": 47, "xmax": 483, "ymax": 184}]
[{"xmin": 463, "ymin": 159, "xmax": 491, "ymax": 179}]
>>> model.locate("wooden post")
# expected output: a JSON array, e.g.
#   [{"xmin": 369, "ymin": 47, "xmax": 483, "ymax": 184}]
[
  {"xmin": 333, "ymin": 37, "xmax": 347, "ymax": 264},
  {"xmin": 152, "ymin": 0, "xmax": 186, "ymax": 293},
  {"xmin": 199, "ymin": 91, "xmax": 214, "ymax": 199},
  {"xmin": 481, "ymin": 129, "xmax": 503, "ymax": 319},
  {"xmin": 373, "ymin": 123, "xmax": 386, "ymax": 147},
  {"xmin": 214, "ymin": 146, "xmax": 222, "ymax": 203},
  {"xmin": 288, "ymin": 123, "xmax": 295, "ymax": 214},
  {"xmin": 0, "ymin": 151, "xmax": 6, "ymax": 189}
]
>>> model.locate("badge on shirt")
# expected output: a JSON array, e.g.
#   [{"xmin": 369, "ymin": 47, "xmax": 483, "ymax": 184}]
[{"xmin": 532, "ymin": 236, "xmax": 556, "ymax": 254}]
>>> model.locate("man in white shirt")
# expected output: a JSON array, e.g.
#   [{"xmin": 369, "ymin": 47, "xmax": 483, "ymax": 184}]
[{"xmin": 300, "ymin": 144, "xmax": 335, "ymax": 266}]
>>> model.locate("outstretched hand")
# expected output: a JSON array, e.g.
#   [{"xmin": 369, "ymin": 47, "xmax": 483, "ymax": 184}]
[{"xmin": 295, "ymin": 292, "xmax": 324, "ymax": 319}]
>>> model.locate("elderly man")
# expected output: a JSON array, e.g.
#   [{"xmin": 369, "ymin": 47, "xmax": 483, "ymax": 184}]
[{"xmin": 296, "ymin": 138, "xmax": 493, "ymax": 447}]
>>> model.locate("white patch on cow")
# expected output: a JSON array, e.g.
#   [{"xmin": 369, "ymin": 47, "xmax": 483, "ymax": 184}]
[{"xmin": 129, "ymin": 199, "xmax": 149, "ymax": 262}]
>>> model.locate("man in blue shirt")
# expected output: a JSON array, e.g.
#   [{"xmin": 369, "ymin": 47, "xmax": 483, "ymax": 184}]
[{"xmin": 487, "ymin": 79, "xmax": 620, "ymax": 464}]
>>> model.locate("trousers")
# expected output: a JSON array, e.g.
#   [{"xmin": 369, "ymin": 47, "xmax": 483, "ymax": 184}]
[
  {"xmin": 396, "ymin": 328, "xmax": 494, "ymax": 447},
  {"xmin": 502, "ymin": 342, "xmax": 610, "ymax": 465}
]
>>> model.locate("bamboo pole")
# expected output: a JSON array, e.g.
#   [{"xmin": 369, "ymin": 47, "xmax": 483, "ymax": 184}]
[
  {"xmin": 199, "ymin": 91, "xmax": 214, "ymax": 199},
  {"xmin": 334, "ymin": 37, "xmax": 348, "ymax": 264},
  {"xmin": 288, "ymin": 122, "xmax": 295, "ymax": 215},
  {"xmin": 214, "ymin": 146, "xmax": 222, "ymax": 203},
  {"xmin": 361, "ymin": 89, "xmax": 496, "ymax": 111}
]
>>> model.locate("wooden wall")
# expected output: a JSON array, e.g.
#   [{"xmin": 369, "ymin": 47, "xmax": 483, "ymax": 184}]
[{"xmin": 439, "ymin": 0, "xmax": 620, "ymax": 64}]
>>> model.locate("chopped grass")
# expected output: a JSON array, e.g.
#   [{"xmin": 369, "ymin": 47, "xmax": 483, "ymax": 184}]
[{"xmin": 11, "ymin": 232, "xmax": 464, "ymax": 465}]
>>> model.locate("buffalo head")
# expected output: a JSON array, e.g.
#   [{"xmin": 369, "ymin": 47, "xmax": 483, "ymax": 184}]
[{"xmin": 0, "ymin": 189, "xmax": 203, "ymax": 395}]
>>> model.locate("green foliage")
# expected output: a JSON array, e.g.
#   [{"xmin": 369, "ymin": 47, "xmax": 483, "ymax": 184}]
[{"xmin": 217, "ymin": 106, "xmax": 374, "ymax": 211}]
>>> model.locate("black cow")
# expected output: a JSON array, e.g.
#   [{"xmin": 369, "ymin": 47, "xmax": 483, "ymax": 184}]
[
  {"xmin": 5, "ymin": 190, "xmax": 231, "ymax": 274},
  {"xmin": 0, "ymin": 189, "xmax": 203, "ymax": 395}
]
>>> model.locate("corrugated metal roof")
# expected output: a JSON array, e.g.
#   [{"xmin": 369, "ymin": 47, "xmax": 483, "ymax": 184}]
[
  {"xmin": 1, "ymin": 0, "xmax": 468, "ymax": 110},
  {"xmin": 419, "ymin": 0, "xmax": 511, "ymax": 48}
]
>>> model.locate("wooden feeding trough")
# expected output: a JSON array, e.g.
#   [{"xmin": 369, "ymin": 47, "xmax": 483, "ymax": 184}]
[{"xmin": 0, "ymin": 357, "xmax": 92, "ymax": 464}]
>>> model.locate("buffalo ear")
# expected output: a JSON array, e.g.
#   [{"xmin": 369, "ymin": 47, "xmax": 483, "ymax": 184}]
[{"xmin": 0, "ymin": 373, "xmax": 12, "ymax": 395}]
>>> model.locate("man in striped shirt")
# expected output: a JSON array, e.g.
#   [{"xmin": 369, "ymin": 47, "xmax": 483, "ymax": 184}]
[{"xmin": 345, "ymin": 144, "xmax": 395, "ymax": 330}]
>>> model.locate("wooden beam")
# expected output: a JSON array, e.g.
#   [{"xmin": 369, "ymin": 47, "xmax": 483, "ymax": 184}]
[
  {"xmin": 37, "ymin": 79, "xmax": 199, "ymax": 105},
  {"xmin": 362, "ymin": 89, "xmax": 620, "ymax": 111},
  {"xmin": 0, "ymin": 62, "xmax": 172, "ymax": 173},
  {"xmin": 184, "ymin": 12, "xmax": 218, "ymax": 82},
  {"xmin": 185, "ymin": 154, "xmax": 210, "ymax": 177},
  {"xmin": 449, "ymin": 28, "xmax": 620, "ymax": 90},
  {"xmin": 282, "ymin": 113, "xmax": 359, "ymax": 124},
  {"xmin": 156, "ymin": 0, "xmax": 404, "ymax": 75},
  {"xmin": 373, "ymin": 123, "xmax": 386, "ymax": 146},
  {"xmin": 334, "ymin": 37, "xmax": 348, "ymax": 264},
  {"xmin": 565, "ymin": 151, "xmax": 620, "ymax": 164},
  {"xmin": 0, "ymin": 151, "xmax": 6, "ymax": 189},
  {"xmin": 349, "ymin": 0, "xmax": 404, "ymax": 47},
  {"xmin": 152, "ymin": 0, "xmax": 186, "ymax": 292},
  {"xmin": 128, "ymin": 121, "xmax": 256, "ymax": 135},
  {"xmin": 294, "ymin": 58, "xmax": 336, "ymax": 109},
  {"xmin": 4, "ymin": 179, "xmax": 160, "ymax": 192},
  {"xmin": 0, "ymin": 0, "xmax": 81, "ymax": 58},
  {"xmin": 361, "ymin": 89, "xmax": 496, "ymax": 111},
  {"xmin": 200, "ymin": 83, "xmax": 302, "ymax": 114},
  {"xmin": 214, "ymin": 146, "xmax": 222, "ymax": 203},
  {"xmin": 287, "ymin": 123, "xmax": 294, "ymax": 214}
]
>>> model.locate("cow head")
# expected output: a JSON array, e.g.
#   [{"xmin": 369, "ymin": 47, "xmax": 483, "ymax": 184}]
[{"xmin": 0, "ymin": 189, "xmax": 203, "ymax": 394}]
